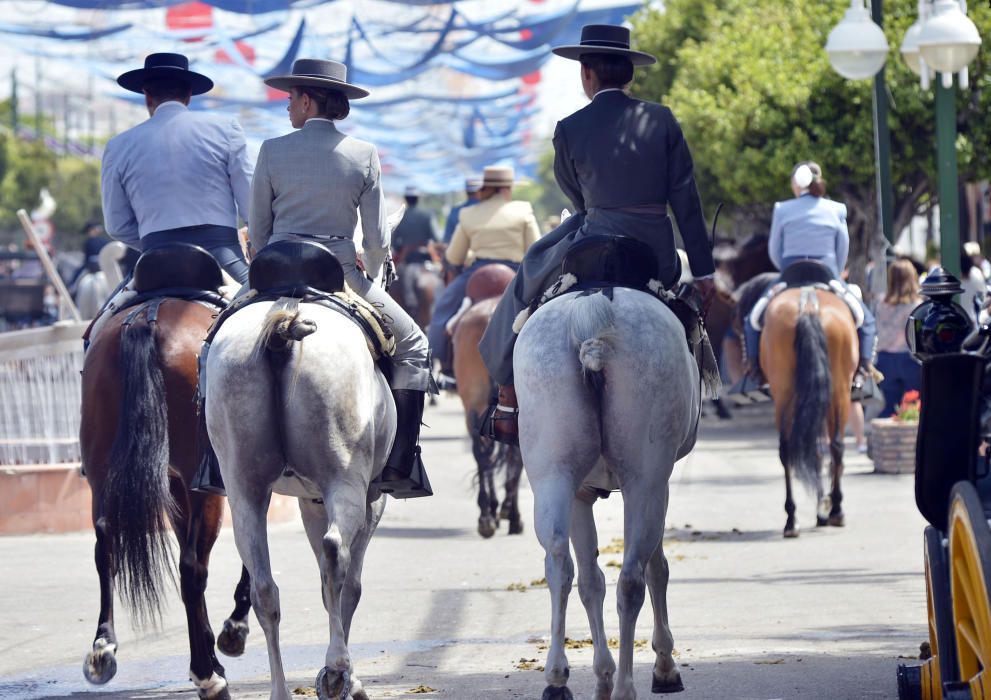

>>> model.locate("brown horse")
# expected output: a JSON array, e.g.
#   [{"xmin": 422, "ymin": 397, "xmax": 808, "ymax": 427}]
[
  {"xmin": 390, "ymin": 243, "xmax": 443, "ymax": 331},
  {"xmin": 761, "ymin": 287, "xmax": 858, "ymax": 537},
  {"xmin": 451, "ymin": 264, "xmax": 524, "ymax": 538},
  {"xmin": 80, "ymin": 297, "xmax": 251, "ymax": 698}
]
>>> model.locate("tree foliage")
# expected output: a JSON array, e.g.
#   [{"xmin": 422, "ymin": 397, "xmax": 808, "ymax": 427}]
[{"xmin": 631, "ymin": 0, "xmax": 991, "ymax": 274}]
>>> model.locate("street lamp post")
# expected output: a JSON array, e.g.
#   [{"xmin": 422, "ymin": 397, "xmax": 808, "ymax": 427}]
[
  {"xmin": 830, "ymin": 0, "xmax": 982, "ymax": 277},
  {"xmin": 826, "ymin": 0, "xmax": 895, "ymax": 249}
]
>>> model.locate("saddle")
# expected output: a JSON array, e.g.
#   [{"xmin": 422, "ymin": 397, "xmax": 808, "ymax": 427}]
[
  {"xmin": 445, "ymin": 263, "xmax": 516, "ymax": 336},
  {"xmin": 205, "ymin": 240, "xmax": 394, "ymax": 361},
  {"xmin": 748, "ymin": 259, "xmax": 864, "ymax": 332},
  {"xmin": 512, "ymin": 234, "xmax": 719, "ymax": 398}
]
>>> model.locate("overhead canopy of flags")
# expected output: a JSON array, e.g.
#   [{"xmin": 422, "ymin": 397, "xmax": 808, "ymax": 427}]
[{"xmin": 1, "ymin": 0, "xmax": 643, "ymax": 193}]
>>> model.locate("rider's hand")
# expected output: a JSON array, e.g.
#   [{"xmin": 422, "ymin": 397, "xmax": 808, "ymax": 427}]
[{"xmin": 693, "ymin": 277, "xmax": 716, "ymax": 314}]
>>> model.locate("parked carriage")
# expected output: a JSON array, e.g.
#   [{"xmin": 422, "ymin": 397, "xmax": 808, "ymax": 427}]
[{"xmin": 898, "ymin": 269, "xmax": 991, "ymax": 700}]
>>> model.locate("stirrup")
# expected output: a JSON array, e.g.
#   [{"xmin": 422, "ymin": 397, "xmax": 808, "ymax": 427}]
[{"xmin": 371, "ymin": 447, "xmax": 433, "ymax": 499}]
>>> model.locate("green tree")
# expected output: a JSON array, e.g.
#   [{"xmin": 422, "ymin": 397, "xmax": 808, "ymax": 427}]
[
  {"xmin": 49, "ymin": 157, "xmax": 102, "ymax": 247},
  {"xmin": 632, "ymin": 0, "xmax": 991, "ymax": 281},
  {"xmin": 0, "ymin": 135, "xmax": 56, "ymax": 231}
]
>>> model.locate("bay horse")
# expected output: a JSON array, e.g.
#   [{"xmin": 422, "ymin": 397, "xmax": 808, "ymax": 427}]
[
  {"xmin": 205, "ymin": 297, "xmax": 394, "ymax": 700},
  {"xmin": 515, "ymin": 287, "xmax": 701, "ymax": 700},
  {"xmin": 80, "ymin": 293, "xmax": 251, "ymax": 699},
  {"xmin": 761, "ymin": 286, "xmax": 858, "ymax": 537},
  {"xmin": 451, "ymin": 263, "xmax": 524, "ymax": 538}
]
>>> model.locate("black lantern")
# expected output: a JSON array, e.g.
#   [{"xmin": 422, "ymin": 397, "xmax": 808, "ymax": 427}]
[{"xmin": 906, "ymin": 268, "xmax": 975, "ymax": 362}]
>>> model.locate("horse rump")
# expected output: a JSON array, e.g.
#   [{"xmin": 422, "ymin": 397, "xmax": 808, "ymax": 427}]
[{"xmin": 787, "ymin": 312, "xmax": 832, "ymax": 489}]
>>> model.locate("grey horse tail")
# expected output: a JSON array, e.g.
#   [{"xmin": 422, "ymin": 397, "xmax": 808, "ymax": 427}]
[
  {"xmin": 253, "ymin": 300, "xmax": 317, "ymax": 357},
  {"xmin": 789, "ymin": 311, "xmax": 832, "ymax": 490},
  {"xmin": 568, "ymin": 291, "xmax": 615, "ymax": 397}
]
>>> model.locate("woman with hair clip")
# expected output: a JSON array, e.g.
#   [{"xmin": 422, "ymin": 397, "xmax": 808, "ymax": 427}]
[
  {"xmin": 248, "ymin": 59, "xmax": 435, "ymax": 498},
  {"xmin": 737, "ymin": 161, "xmax": 878, "ymax": 396}
]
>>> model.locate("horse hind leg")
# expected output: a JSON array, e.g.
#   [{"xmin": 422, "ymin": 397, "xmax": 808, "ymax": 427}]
[
  {"xmin": 570, "ymin": 499, "xmax": 614, "ymax": 700},
  {"xmin": 532, "ymin": 474, "xmax": 578, "ymax": 700},
  {"xmin": 781, "ymin": 437, "xmax": 799, "ymax": 538},
  {"xmin": 646, "ymin": 535, "xmax": 683, "ymax": 695},
  {"xmin": 472, "ymin": 431, "xmax": 499, "ymax": 538},
  {"xmin": 827, "ymin": 431, "xmax": 845, "ymax": 527},
  {"xmin": 217, "ymin": 566, "xmax": 252, "ymax": 658},
  {"xmin": 83, "ymin": 514, "xmax": 119, "ymax": 685},
  {"xmin": 173, "ymin": 487, "xmax": 230, "ymax": 699},
  {"xmin": 499, "ymin": 445, "xmax": 525, "ymax": 535}
]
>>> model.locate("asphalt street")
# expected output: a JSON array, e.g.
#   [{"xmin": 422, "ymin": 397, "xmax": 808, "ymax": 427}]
[{"xmin": 0, "ymin": 395, "xmax": 927, "ymax": 700}]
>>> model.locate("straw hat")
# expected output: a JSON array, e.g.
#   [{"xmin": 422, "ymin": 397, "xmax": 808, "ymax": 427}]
[{"xmin": 481, "ymin": 165, "xmax": 515, "ymax": 189}]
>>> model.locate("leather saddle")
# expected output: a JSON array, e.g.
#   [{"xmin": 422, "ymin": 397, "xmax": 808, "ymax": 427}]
[
  {"xmin": 561, "ymin": 235, "xmax": 661, "ymax": 293},
  {"xmin": 132, "ymin": 242, "xmax": 224, "ymax": 295},
  {"xmin": 779, "ymin": 259, "xmax": 834, "ymax": 288},
  {"xmin": 249, "ymin": 240, "xmax": 344, "ymax": 296}
]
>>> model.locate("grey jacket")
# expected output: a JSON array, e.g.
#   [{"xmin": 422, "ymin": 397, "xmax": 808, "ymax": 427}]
[{"xmin": 249, "ymin": 118, "xmax": 389, "ymax": 277}]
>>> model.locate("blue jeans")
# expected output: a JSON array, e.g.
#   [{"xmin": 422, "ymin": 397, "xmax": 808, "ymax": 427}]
[
  {"xmin": 744, "ymin": 278, "xmax": 876, "ymax": 371},
  {"xmin": 428, "ymin": 259, "xmax": 519, "ymax": 366},
  {"xmin": 876, "ymin": 351, "xmax": 921, "ymax": 417}
]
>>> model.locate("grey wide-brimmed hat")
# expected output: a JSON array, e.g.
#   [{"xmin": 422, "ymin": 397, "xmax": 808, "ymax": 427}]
[
  {"xmin": 264, "ymin": 58, "xmax": 369, "ymax": 99},
  {"xmin": 552, "ymin": 24, "xmax": 656, "ymax": 67},
  {"xmin": 117, "ymin": 53, "xmax": 213, "ymax": 95}
]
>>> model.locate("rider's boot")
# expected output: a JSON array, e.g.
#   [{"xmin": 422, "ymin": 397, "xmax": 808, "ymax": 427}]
[
  {"xmin": 480, "ymin": 384, "xmax": 519, "ymax": 446},
  {"xmin": 372, "ymin": 389, "xmax": 433, "ymax": 499}
]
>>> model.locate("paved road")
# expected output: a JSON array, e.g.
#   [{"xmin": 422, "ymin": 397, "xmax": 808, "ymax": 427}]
[{"xmin": 0, "ymin": 395, "xmax": 927, "ymax": 700}]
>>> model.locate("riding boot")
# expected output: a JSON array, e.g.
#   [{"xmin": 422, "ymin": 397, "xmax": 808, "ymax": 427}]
[
  {"xmin": 480, "ymin": 384, "xmax": 519, "ymax": 446},
  {"xmin": 371, "ymin": 389, "xmax": 433, "ymax": 499}
]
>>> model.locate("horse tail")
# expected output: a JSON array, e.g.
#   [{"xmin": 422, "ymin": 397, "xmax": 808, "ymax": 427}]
[
  {"xmin": 568, "ymin": 291, "xmax": 615, "ymax": 396},
  {"xmin": 788, "ymin": 311, "xmax": 832, "ymax": 489},
  {"xmin": 102, "ymin": 312, "xmax": 176, "ymax": 624}
]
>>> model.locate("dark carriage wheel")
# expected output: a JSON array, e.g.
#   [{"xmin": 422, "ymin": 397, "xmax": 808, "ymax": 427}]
[
  {"xmin": 922, "ymin": 525, "xmax": 957, "ymax": 699},
  {"xmin": 948, "ymin": 482, "xmax": 991, "ymax": 693}
]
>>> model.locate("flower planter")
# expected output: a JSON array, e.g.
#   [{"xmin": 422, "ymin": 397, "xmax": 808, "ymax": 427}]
[{"xmin": 868, "ymin": 417, "xmax": 919, "ymax": 474}]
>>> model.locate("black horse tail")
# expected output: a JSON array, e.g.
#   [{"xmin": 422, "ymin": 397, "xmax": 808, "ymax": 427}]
[
  {"xmin": 787, "ymin": 312, "xmax": 832, "ymax": 490},
  {"xmin": 102, "ymin": 313, "xmax": 176, "ymax": 624}
]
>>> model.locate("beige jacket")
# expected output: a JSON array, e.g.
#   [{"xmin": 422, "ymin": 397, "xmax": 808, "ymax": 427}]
[
  {"xmin": 445, "ymin": 197, "xmax": 540, "ymax": 266},
  {"xmin": 249, "ymin": 119, "xmax": 389, "ymax": 277}
]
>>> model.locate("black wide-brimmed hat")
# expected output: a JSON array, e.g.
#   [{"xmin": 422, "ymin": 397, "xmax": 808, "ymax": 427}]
[
  {"xmin": 117, "ymin": 53, "xmax": 214, "ymax": 95},
  {"xmin": 552, "ymin": 24, "xmax": 656, "ymax": 67},
  {"xmin": 264, "ymin": 59, "xmax": 369, "ymax": 100}
]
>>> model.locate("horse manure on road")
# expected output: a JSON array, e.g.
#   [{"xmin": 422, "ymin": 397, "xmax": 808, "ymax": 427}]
[
  {"xmin": 292, "ymin": 688, "xmax": 316, "ymax": 696},
  {"xmin": 599, "ymin": 537, "xmax": 624, "ymax": 554},
  {"xmin": 409, "ymin": 685, "xmax": 437, "ymax": 693},
  {"xmin": 515, "ymin": 658, "xmax": 543, "ymax": 671}
]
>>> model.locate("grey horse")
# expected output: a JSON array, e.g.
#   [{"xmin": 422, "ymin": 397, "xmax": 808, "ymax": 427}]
[
  {"xmin": 514, "ymin": 287, "xmax": 701, "ymax": 700},
  {"xmin": 205, "ymin": 299, "xmax": 394, "ymax": 700}
]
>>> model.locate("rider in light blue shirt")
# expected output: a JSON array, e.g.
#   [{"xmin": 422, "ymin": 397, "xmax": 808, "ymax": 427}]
[
  {"xmin": 101, "ymin": 53, "xmax": 253, "ymax": 283},
  {"xmin": 743, "ymin": 161, "xmax": 877, "ymax": 390}
]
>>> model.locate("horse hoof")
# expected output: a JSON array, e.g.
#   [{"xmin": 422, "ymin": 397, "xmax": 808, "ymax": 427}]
[
  {"xmin": 350, "ymin": 677, "xmax": 369, "ymax": 700},
  {"xmin": 192, "ymin": 672, "xmax": 230, "ymax": 700},
  {"xmin": 816, "ymin": 515, "xmax": 829, "ymax": 527},
  {"xmin": 508, "ymin": 519, "xmax": 524, "ymax": 535},
  {"xmin": 652, "ymin": 669, "xmax": 685, "ymax": 693},
  {"xmin": 316, "ymin": 666, "xmax": 351, "ymax": 700},
  {"xmin": 478, "ymin": 517, "xmax": 497, "ymax": 539},
  {"xmin": 541, "ymin": 685, "xmax": 574, "ymax": 700},
  {"xmin": 783, "ymin": 527, "xmax": 799, "ymax": 538},
  {"xmin": 217, "ymin": 618, "xmax": 249, "ymax": 657},
  {"xmin": 83, "ymin": 646, "xmax": 117, "ymax": 685},
  {"xmin": 828, "ymin": 513, "xmax": 845, "ymax": 527}
]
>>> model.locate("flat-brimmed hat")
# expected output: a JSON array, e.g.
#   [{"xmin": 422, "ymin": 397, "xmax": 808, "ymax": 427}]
[
  {"xmin": 264, "ymin": 59, "xmax": 369, "ymax": 100},
  {"xmin": 465, "ymin": 176, "xmax": 482, "ymax": 193},
  {"xmin": 117, "ymin": 53, "xmax": 214, "ymax": 95},
  {"xmin": 481, "ymin": 165, "xmax": 515, "ymax": 189},
  {"xmin": 552, "ymin": 24, "xmax": 656, "ymax": 67}
]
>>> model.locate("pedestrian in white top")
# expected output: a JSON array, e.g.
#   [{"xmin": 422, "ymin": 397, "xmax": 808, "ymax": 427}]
[{"xmin": 101, "ymin": 52, "xmax": 253, "ymax": 283}]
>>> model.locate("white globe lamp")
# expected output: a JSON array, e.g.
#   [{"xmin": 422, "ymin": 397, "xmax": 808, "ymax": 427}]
[
  {"xmin": 826, "ymin": 0, "xmax": 890, "ymax": 80},
  {"xmin": 917, "ymin": 0, "xmax": 981, "ymax": 74},
  {"xmin": 900, "ymin": 18, "xmax": 925, "ymax": 76}
]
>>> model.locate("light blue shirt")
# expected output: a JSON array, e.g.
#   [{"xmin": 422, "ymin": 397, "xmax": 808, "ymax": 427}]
[
  {"xmin": 101, "ymin": 101, "xmax": 253, "ymax": 248},
  {"xmin": 768, "ymin": 193, "xmax": 849, "ymax": 277}
]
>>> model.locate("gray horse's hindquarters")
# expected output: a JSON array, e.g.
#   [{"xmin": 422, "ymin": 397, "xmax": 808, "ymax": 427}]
[{"xmin": 512, "ymin": 288, "xmax": 699, "ymax": 699}]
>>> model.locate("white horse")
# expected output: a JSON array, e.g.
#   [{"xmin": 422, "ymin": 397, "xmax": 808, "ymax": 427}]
[
  {"xmin": 515, "ymin": 287, "xmax": 701, "ymax": 700},
  {"xmin": 205, "ymin": 300, "xmax": 394, "ymax": 700}
]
